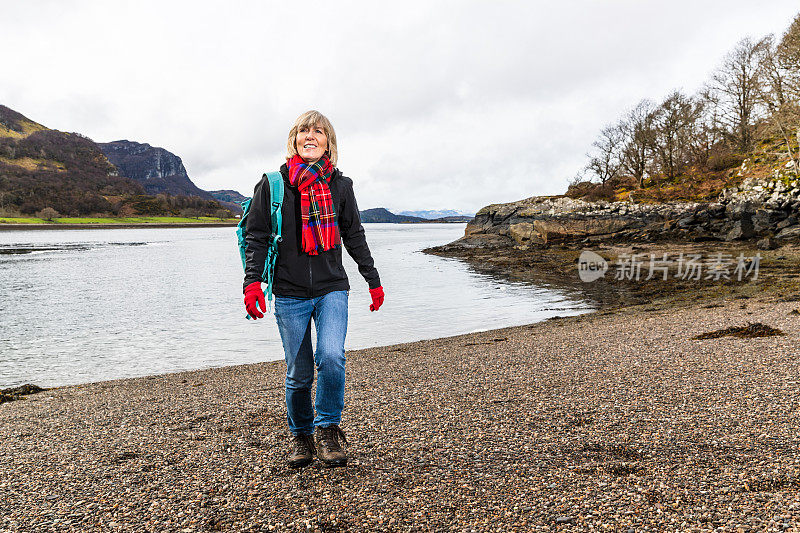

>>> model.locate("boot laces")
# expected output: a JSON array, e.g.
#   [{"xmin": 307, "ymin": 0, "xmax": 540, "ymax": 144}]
[
  {"xmin": 320, "ymin": 425, "xmax": 348, "ymax": 449},
  {"xmin": 293, "ymin": 434, "xmax": 314, "ymax": 454}
]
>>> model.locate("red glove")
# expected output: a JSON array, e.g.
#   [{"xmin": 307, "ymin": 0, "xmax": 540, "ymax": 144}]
[
  {"xmin": 244, "ymin": 282, "xmax": 265, "ymax": 319},
  {"xmin": 369, "ymin": 286, "xmax": 384, "ymax": 312}
]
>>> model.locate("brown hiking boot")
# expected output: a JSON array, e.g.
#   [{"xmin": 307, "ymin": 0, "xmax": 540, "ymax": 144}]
[
  {"xmin": 315, "ymin": 425, "xmax": 348, "ymax": 467},
  {"xmin": 287, "ymin": 434, "xmax": 315, "ymax": 468}
]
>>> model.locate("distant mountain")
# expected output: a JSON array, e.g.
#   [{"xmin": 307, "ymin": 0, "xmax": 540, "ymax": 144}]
[
  {"xmin": 99, "ymin": 140, "xmax": 214, "ymax": 200},
  {"xmin": 208, "ymin": 189, "xmax": 247, "ymax": 214},
  {"xmin": 397, "ymin": 209, "xmax": 475, "ymax": 219},
  {"xmin": 359, "ymin": 208, "xmax": 427, "ymax": 223}
]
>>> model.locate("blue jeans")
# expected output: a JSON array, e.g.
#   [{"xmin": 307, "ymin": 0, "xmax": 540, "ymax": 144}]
[{"xmin": 274, "ymin": 290, "xmax": 348, "ymax": 435}]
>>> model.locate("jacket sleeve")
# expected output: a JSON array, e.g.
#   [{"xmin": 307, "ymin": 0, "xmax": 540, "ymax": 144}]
[
  {"xmin": 242, "ymin": 176, "xmax": 271, "ymax": 291},
  {"xmin": 339, "ymin": 179, "xmax": 381, "ymax": 289}
]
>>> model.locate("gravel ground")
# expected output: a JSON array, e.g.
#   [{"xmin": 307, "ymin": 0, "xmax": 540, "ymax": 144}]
[{"xmin": 2, "ymin": 297, "xmax": 800, "ymax": 532}]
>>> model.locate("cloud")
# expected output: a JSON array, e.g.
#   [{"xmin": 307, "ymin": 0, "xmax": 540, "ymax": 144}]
[{"xmin": 2, "ymin": 0, "xmax": 798, "ymax": 212}]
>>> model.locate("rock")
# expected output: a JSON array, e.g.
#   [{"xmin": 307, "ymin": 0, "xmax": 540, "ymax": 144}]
[
  {"xmin": 753, "ymin": 209, "xmax": 786, "ymax": 233},
  {"xmin": 775, "ymin": 225, "xmax": 800, "ymax": 241},
  {"xmin": 708, "ymin": 204, "xmax": 726, "ymax": 217},
  {"xmin": 726, "ymin": 200, "xmax": 756, "ymax": 220},
  {"xmin": 725, "ymin": 219, "xmax": 755, "ymax": 241},
  {"xmin": 757, "ymin": 237, "xmax": 778, "ymax": 250},
  {"xmin": 508, "ymin": 222, "xmax": 537, "ymax": 247},
  {"xmin": 459, "ymin": 184, "xmax": 798, "ymax": 249},
  {"xmin": 777, "ymin": 216, "xmax": 798, "ymax": 230},
  {"xmin": 431, "ymin": 233, "xmax": 512, "ymax": 251},
  {"xmin": 555, "ymin": 516, "xmax": 575, "ymax": 524}
]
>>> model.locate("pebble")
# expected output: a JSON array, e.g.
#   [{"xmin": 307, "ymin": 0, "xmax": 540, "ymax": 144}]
[{"xmin": 1, "ymin": 294, "xmax": 800, "ymax": 530}]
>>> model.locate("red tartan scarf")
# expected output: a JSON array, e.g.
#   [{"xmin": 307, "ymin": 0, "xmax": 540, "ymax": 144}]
[{"xmin": 286, "ymin": 154, "xmax": 341, "ymax": 255}]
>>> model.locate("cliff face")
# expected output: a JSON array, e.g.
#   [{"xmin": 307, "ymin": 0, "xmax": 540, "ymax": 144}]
[
  {"xmin": 99, "ymin": 140, "xmax": 213, "ymax": 200},
  {"xmin": 459, "ymin": 160, "xmax": 800, "ymax": 250}
]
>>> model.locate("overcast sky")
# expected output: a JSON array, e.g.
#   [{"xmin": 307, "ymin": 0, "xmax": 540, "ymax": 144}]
[{"xmin": 3, "ymin": 1, "xmax": 799, "ymax": 213}]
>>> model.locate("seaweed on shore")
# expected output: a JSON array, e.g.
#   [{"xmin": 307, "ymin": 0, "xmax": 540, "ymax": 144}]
[
  {"xmin": 692, "ymin": 322, "xmax": 785, "ymax": 340},
  {"xmin": 0, "ymin": 383, "xmax": 45, "ymax": 404}
]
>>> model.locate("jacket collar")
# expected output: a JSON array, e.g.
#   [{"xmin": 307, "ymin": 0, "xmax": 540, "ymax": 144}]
[{"xmin": 279, "ymin": 162, "xmax": 339, "ymax": 182}]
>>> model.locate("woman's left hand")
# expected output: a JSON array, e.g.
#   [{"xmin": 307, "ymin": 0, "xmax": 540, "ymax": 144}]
[{"xmin": 369, "ymin": 286, "xmax": 384, "ymax": 312}]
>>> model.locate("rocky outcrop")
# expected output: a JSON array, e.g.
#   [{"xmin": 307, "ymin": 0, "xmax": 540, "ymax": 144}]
[
  {"xmin": 459, "ymin": 159, "xmax": 800, "ymax": 249},
  {"xmin": 99, "ymin": 140, "xmax": 214, "ymax": 199}
]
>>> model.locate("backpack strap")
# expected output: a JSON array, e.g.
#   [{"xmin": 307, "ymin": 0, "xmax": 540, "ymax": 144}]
[
  {"xmin": 263, "ymin": 171, "xmax": 284, "ymax": 306},
  {"xmin": 266, "ymin": 171, "xmax": 283, "ymax": 244}
]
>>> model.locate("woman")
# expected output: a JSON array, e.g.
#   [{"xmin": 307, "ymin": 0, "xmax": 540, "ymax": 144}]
[{"xmin": 243, "ymin": 110, "xmax": 384, "ymax": 468}]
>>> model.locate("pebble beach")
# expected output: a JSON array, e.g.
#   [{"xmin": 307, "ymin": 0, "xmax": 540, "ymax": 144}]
[{"xmin": 2, "ymin": 292, "xmax": 799, "ymax": 531}]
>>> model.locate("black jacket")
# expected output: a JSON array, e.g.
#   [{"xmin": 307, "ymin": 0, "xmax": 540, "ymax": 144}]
[{"xmin": 243, "ymin": 164, "xmax": 381, "ymax": 298}]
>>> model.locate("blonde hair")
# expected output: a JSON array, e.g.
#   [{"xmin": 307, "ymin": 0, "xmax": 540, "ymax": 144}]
[{"xmin": 286, "ymin": 110, "xmax": 338, "ymax": 166}]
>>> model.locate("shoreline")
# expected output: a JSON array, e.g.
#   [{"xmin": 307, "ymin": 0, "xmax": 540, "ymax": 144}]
[
  {"xmin": 0, "ymin": 221, "xmax": 461, "ymax": 231},
  {"xmin": 0, "ymin": 222, "xmax": 239, "ymax": 231},
  {"xmin": 426, "ymin": 237, "xmax": 800, "ymax": 311}
]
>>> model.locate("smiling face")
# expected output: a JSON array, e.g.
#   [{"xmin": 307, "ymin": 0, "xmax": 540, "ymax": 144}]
[{"xmin": 295, "ymin": 123, "xmax": 328, "ymax": 164}]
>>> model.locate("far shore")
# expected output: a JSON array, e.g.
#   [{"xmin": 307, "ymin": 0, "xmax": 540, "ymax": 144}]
[
  {"xmin": 0, "ymin": 218, "xmax": 239, "ymax": 231},
  {"xmin": 0, "ymin": 219, "xmax": 468, "ymax": 230}
]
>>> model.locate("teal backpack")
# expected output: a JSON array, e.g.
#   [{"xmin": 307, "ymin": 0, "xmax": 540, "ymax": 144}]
[{"xmin": 236, "ymin": 171, "xmax": 284, "ymax": 318}]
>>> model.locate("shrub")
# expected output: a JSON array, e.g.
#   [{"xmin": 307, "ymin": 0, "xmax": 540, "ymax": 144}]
[
  {"xmin": 36, "ymin": 207, "xmax": 60, "ymax": 221},
  {"xmin": 708, "ymin": 153, "xmax": 745, "ymax": 171},
  {"xmin": 565, "ymin": 181, "xmax": 597, "ymax": 199}
]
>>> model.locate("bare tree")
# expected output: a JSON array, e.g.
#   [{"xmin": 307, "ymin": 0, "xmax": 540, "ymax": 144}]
[
  {"xmin": 778, "ymin": 12, "xmax": 800, "ymax": 81},
  {"xmin": 584, "ymin": 124, "xmax": 624, "ymax": 185},
  {"xmin": 691, "ymin": 88, "xmax": 725, "ymax": 165},
  {"xmin": 758, "ymin": 34, "xmax": 800, "ymax": 175},
  {"xmin": 651, "ymin": 90, "xmax": 703, "ymax": 180},
  {"xmin": 707, "ymin": 36, "xmax": 771, "ymax": 152},
  {"xmin": 619, "ymin": 99, "xmax": 657, "ymax": 188}
]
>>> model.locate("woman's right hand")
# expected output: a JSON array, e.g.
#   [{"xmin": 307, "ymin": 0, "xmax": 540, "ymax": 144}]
[{"xmin": 244, "ymin": 282, "xmax": 265, "ymax": 319}]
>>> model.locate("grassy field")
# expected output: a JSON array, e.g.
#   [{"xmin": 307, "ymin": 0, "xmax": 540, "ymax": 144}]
[{"xmin": 0, "ymin": 216, "xmax": 240, "ymax": 225}]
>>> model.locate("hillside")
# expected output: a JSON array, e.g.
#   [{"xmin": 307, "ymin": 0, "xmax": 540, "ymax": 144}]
[
  {"xmin": 208, "ymin": 189, "xmax": 247, "ymax": 214},
  {"xmin": 0, "ymin": 105, "xmax": 144, "ymax": 215},
  {"xmin": 208, "ymin": 189, "xmax": 247, "ymax": 203},
  {"xmin": 566, "ymin": 137, "xmax": 790, "ymax": 205},
  {"xmin": 0, "ymin": 105, "xmax": 229, "ymax": 217}
]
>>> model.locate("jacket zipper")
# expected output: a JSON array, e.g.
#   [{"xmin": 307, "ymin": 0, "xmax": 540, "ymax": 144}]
[{"xmin": 308, "ymin": 254, "xmax": 313, "ymax": 297}]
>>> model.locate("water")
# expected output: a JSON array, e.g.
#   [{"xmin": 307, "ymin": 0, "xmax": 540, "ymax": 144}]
[{"xmin": 0, "ymin": 224, "xmax": 593, "ymax": 388}]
